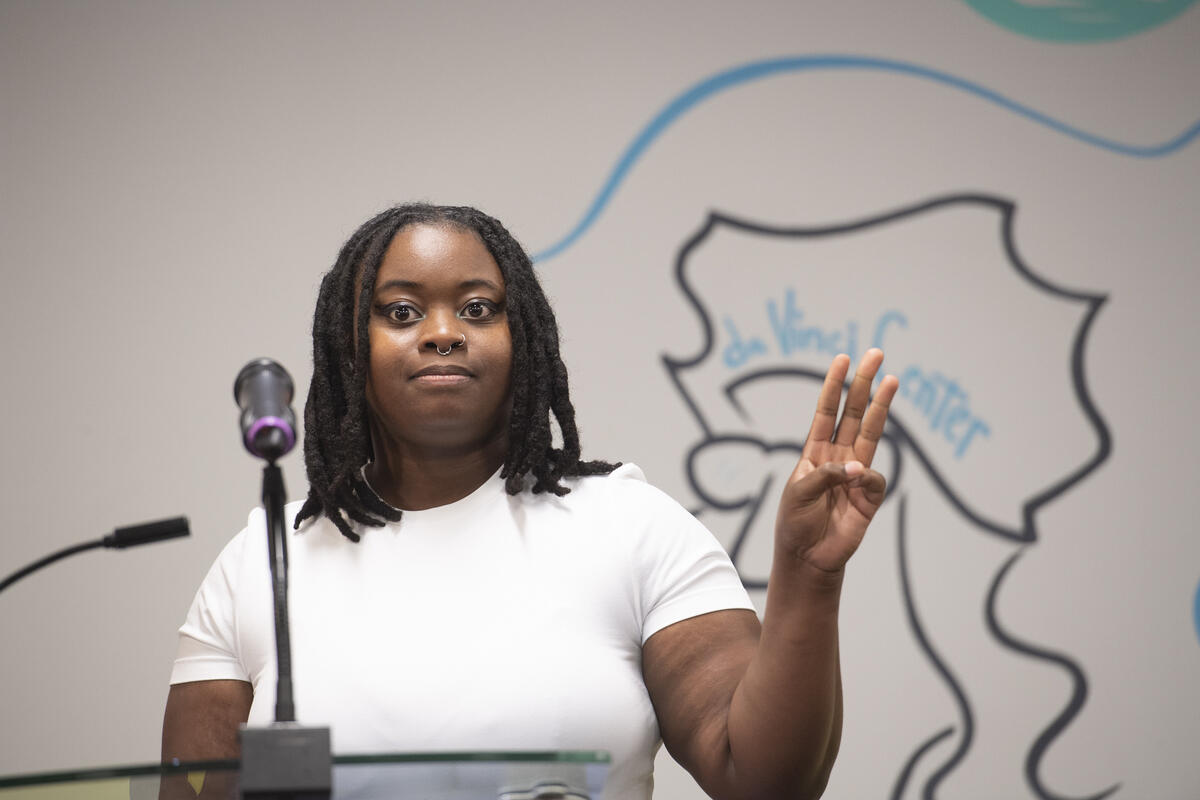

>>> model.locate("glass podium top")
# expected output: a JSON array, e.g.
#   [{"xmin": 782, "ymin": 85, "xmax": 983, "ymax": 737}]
[{"xmin": 0, "ymin": 751, "xmax": 610, "ymax": 799}]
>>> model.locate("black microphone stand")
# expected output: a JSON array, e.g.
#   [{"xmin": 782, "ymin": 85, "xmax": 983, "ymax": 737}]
[
  {"xmin": 233, "ymin": 358, "xmax": 330, "ymax": 798},
  {"xmin": 238, "ymin": 459, "xmax": 332, "ymax": 799},
  {"xmin": 263, "ymin": 463, "xmax": 296, "ymax": 724}
]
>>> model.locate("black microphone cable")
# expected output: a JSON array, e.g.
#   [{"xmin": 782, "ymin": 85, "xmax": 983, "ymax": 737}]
[{"xmin": 0, "ymin": 516, "xmax": 190, "ymax": 594}]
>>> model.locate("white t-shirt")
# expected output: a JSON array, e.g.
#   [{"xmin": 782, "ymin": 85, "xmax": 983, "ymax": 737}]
[{"xmin": 172, "ymin": 464, "xmax": 754, "ymax": 799}]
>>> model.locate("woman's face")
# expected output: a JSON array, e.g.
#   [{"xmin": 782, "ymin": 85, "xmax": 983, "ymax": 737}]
[{"xmin": 363, "ymin": 223, "xmax": 512, "ymax": 457}]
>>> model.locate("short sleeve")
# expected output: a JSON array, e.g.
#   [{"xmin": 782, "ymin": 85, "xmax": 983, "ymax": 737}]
[
  {"xmin": 169, "ymin": 526, "xmax": 253, "ymax": 684},
  {"xmin": 610, "ymin": 465, "xmax": 755, "ymax": 643}
]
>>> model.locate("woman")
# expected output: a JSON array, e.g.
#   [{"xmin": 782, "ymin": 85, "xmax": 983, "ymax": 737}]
[{"xmin": 162, "ymin": 204, "xmax": 897, "ymax": 800}]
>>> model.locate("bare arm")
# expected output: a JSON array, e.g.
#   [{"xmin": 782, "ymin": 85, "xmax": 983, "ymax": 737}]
[
  {"xmin": 161, "ymin": 679, "xmax": 253, "ymax": 761},
  {"xmin": 644, "ymin": 350, "xmax": 895, "ymax": 800},
  {"xmin": 160, "ymin": 680, "xmax": 252, "ymax": 799},
  {"xmin": 643, "ymin": 569, "xmax": 844, "ymax": 799}
]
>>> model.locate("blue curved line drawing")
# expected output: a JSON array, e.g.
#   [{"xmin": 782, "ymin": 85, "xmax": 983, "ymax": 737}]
[{"xmin": 532, "ymin": 54, "xmax": 1200, "ymax": 263}]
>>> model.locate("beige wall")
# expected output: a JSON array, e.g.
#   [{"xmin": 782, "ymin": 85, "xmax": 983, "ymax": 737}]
[{"xmin": 1, "ymin": 1, "xmax": 1198, "ymax": 797}]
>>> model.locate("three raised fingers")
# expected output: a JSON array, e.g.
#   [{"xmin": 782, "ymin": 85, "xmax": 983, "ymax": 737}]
[{"xmin": 809, "ymin": 349, "xmax": 898, "ymax": 466}]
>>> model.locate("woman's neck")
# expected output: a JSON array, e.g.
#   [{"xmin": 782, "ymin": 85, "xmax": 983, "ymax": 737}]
[{"xmin": 364, "ymin": 431, "xmax": 508, "ymax": 511}]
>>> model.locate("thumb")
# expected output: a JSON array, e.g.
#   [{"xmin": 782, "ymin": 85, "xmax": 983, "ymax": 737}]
[{"xmin": 786, "ymin": 461, "xmax": 862, "ymax": 507}]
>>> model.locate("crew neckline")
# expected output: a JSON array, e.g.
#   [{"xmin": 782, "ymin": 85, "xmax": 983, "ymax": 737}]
[{"xmin": 360, "ymin": 464, "xmax": 506, "ymax": 519}]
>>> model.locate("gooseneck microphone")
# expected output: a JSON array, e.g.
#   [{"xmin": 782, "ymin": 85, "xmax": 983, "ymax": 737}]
[
  {"xmin": 0, "ymin": 516, "xmax": 190, "ymax": 595},
  {"xmin": 234, "ymin": 358, "xmax": 297, "ymax": 461},
  {"xmin": 233, "ymin": 357, "xmax": 331, "ymax": 798}
]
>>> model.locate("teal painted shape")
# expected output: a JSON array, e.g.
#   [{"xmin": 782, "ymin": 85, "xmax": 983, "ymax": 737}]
[
  {"xmin": 1195, "ymin": 577, "xmax": 1200, "ymax": 645},
  {"xmin": 963, "ymin": 0, "xmax": 1197, "ymax": 42}
]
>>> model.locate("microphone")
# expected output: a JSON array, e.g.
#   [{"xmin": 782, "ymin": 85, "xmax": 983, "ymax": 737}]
[
  {"xmin": 0, "ymin": 516, "xmax": 191, "ymax": 594},
  {"xmin": 234, "ymin": 357, "xmax": 332, "ymax": 796},
  {"xmin": 234, "ymin": 358, "xmax": 297, "ymax": 462},
  {"xmin": 103, "ymin": 516, "xmax": 190, "ymax": 549}
]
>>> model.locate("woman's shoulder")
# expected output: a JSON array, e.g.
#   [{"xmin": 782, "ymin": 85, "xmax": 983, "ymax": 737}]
[
  {"xmin": 234, "ymin": 500, "xmax": 312, "ymax": 535},
  {"xmin": 227, "ymin": 500, "xmax": 344, "ymax": 550},
  {"xmin": 563, "ymin": 462, "xmax": 648, "ymax": 501},
  {"xmin": 575, "ymin": 461, "xmax": 647, "ymax": 487},
  {"xmin": 559, "ymin": 462, "xmax": 696, "ymax": 522}
]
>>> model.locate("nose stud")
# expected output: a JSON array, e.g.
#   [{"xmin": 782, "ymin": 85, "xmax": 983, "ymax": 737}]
[{"xmin": 436, "ymin": 334, "xmax": 466, "ymax": 357}]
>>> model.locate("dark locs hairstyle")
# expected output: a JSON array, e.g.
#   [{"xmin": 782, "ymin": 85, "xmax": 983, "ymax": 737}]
[{"xmin": 293, "ymin": 203, "xmax": 618, "ymax": 541}]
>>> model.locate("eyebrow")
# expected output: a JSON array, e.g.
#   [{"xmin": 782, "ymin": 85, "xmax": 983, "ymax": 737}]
[{"xmin": 375, "ymin": 278, "xmax": 502, "ymax": 292}]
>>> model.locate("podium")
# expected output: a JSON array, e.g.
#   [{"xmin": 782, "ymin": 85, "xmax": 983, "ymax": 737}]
[{"xmin": 0, "ymin": 751, "xmax": 610, "ymax": 799}]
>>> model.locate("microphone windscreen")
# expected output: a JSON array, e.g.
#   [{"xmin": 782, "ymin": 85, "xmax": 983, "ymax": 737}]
[{"xmin": 104, "ymin": 516, "xmax": 190, "ymax": 549}]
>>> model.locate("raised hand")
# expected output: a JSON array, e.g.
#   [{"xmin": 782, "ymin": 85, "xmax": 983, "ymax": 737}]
[{"xmin": 774, "ymin": 348, "xmax": 898, "ymax": 576}]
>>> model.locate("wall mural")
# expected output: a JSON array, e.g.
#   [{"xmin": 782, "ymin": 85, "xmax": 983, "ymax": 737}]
[
  {"xmin": 961, "ymin": 0, "xmax": 1199, "ymax": 42},
  {"xmin": 661, "ymin": 197, "xmax": 1111, "ymax": 799},
  {"xmin": 535, "ymin": 52, "xmax": 1198, "ymax": 798},
  {"xmin": 532, "ymin": 54, "xmax": 1200, "ymax": 264}
]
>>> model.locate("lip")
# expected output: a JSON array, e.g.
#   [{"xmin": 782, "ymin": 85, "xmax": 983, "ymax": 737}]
[{"xmin": 411, "ymin": 364, "xmax": 474, "ymax": 381}]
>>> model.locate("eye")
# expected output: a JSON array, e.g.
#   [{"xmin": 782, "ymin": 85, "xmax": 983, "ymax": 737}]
[
  {"xmin": 458, "ymin": 299, "xmax": 501, "ymax": 322},
  {"xmin": 380, "ymin": 302, "xmax": 424, "ymax": 324}
]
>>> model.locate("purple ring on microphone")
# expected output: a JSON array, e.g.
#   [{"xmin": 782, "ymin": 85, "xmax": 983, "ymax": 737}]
[{"xmin": 245, "ymin": 416, "xmax": 296, "ymax": 458}]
